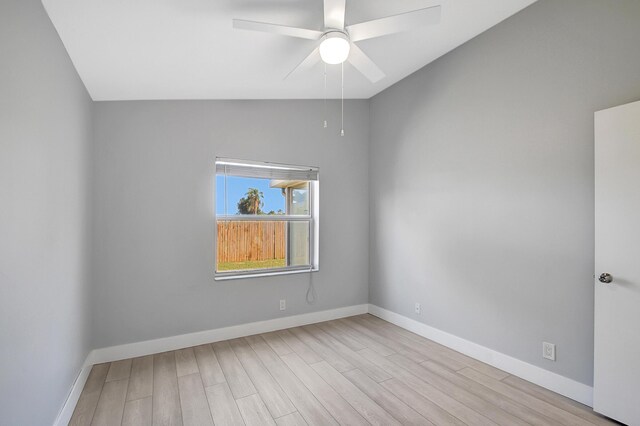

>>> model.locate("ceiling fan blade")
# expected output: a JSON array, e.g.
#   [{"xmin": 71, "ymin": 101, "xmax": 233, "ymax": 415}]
[
  {"xmin": 324, "ymin": 0, "xmax": 346, "ymax": 29},
  {"xmin": 348, "ymin": 44, "xmax": 385, "ymax": 83},
  {"xmin": 284, "ymin": 47, "xmax": 321, "ymax": 80},
  {"xmin": 346, "ymin": 5, "xmax": 441, "ymax": 42},
  {"xmin": 233, "ymin": 19, "xmax": 323, "ymax": 40}
]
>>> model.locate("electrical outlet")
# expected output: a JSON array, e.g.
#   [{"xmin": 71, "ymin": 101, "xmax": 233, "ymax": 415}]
[
  {"xmin": 415, "ymin": 303, "xmax": 421, "ymax": 315},
  {"xmin": 542, "ymin": 342, "xmax": 556, "ymax": 361},
  {"xmin": 280, "ymin": 299, "xmax": 286, "ymax": 311}
]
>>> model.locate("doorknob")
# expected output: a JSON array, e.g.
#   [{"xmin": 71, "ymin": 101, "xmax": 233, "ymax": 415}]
[{"xmin": 599, "ymin": 273, "xmax": 613, "ymax": 284}]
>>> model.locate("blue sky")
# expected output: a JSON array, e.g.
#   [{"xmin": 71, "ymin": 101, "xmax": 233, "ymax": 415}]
[{"xmin": 216, "ymin": 175, "xmax": 285, "ymax": 215}]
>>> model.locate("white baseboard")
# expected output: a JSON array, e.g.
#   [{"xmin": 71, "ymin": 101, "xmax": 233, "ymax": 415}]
[
  {"xmin": 85, "ymin": 304, "xmax": 369, "ymax": 366},
  {"xmin": 55, "ymin": 302, "xmax": 592, "ymax": 426},
  {"xmin": 53, "ymin": 363, "xmax": 92, "ymax": 426},
  {"xmin": 53, "ymin": 304, "xmax": 367, "ymax": 425},
  {"xmin": 368, "ymin": 304, "xmax": 594, "ymax": 407}
]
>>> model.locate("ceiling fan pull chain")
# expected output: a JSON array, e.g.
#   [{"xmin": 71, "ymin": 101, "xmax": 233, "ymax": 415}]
[
  {"xmin": 340, "ymin": 62, "xmax": 345, "ymax": 137},
  {"xmin": 323, "ymin": 63, "xmax": 328, "ymax": 128}
]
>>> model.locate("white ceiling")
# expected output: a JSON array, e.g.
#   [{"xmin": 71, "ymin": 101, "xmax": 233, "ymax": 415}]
[{"xmin": 43, "ymin": 0, "xmax": 536, "ymax": 100}]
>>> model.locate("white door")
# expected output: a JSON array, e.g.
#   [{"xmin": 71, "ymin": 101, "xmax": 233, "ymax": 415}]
[{"xmin": 594, "ymin": 100, "xmax": 640, "ymax": 425}]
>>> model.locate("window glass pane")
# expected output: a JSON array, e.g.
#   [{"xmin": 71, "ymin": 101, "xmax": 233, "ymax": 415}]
[
  {"xmin": 216, "ymin": 175, "xmax": 286, "ymax": 216},
  {"xmin": 288, "ymin": 221, "xmax": 310, "ymax": 267},
  {"xmin": 216, "ymin": 220, "xmax": 287, "ymax": 272},
  {"xmin": 289, "ymin": 184, "xmax": 310, "ymax": 216},
  {"xmin": 216, "ymin": 176, "xmax": 310, "ymax": 216}
]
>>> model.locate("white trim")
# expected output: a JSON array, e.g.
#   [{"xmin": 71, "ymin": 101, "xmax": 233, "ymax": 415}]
[
  {"xmin": 217, "ymin": 215, "xmax": 311, "ymax": 221},
  {"xmin": 55, "ymin": 304, "xmax": 367, "ymax": 424},
  {"xmin": 215, "ymin": 267, "xmax": 318, "ymax": 281},
  {"xmin": 54, "ymin": 304, "xmax": 369, "ymax": 426},
  {"xmin": 53, "ymin": 363, "xmax": 92, "ymax": 426},
  {"xmin": 56, "ymin": 302, "xmax": 593, "ymax": 426},
  {"xmin": 216, "ymin": 157, "xmax": 319, "ymax": 173},
  {"xmin": 368, "ymin": 304, "xmax": 594, "ymax": 407},
  {"xmin": 86, "ymin": 304, "xmax": 368, "ymax": 365}
]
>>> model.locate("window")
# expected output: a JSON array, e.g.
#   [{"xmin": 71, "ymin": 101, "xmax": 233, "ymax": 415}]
[{"xmin": 215, "ymin": 158, "xmax": 319, "ymax": 279}]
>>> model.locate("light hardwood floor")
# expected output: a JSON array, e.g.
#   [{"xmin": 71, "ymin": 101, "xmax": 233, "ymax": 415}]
[{"xmin": 69, "ymin": 314, "xmax": 616, "ymax": 426}]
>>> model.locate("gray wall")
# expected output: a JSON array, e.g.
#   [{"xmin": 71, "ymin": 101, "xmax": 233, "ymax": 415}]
[
  {"xmin": 369, "ymin": 0, "xmax": 640, "ymax": 386},
  {"xmin": 0, "ymin": 1, "xmax": 93, "ymax": 425},
  {"xmin": 91, "ymin": 100, "xmax": 369, "ymax": 348}
]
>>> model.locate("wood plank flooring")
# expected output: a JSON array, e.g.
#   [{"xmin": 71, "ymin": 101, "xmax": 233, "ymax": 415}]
[{"xmin": 69, "ymin": 315, "xmax": 616, "ymax": 426}]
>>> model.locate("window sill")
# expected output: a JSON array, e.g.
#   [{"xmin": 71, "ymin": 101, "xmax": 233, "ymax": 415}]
[{"xmin": 214, "ymin": 267, "xmax": 319, "ymax": 281}]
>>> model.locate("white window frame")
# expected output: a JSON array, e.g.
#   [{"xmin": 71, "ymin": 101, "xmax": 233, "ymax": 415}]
[{"xmin": 214, "ymin": 158, "xmax": 319, "ymax": 280}]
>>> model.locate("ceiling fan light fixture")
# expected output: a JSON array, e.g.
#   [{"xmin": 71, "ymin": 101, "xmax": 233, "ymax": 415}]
[{"xmin": 319, "ymin": 31, "xmax": 350, "ymax": 64}]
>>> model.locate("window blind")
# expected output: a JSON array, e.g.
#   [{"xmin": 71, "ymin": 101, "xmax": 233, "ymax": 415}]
[{"xmin": 216, "ymin": 158, "xmax": 319, "ymax": 181}]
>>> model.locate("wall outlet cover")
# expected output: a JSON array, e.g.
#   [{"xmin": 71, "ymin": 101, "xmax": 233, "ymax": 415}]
[
  {"xmin": 415, "ymin": 303, "xmax": 421, "ymax": 315},
  {"xmin": 280, "ymin": 299, "xmax": 286, "ymax": 311},
  {"xmin": 543, "ymin": 342, "xmax": 556, "ymax": 361}
]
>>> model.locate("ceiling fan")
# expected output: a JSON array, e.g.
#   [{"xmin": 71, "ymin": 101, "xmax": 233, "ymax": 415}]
[{"xmin": 232, "ymin": 0, "xmax": 441, "ymax": 83}]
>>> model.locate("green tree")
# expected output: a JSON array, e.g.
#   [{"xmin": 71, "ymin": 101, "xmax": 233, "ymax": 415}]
[{"xmin": 237, "ymin": 188, "xmax": 264, "ymax": 214}]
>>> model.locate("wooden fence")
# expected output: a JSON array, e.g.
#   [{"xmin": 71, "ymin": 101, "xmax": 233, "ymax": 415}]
[{"xmin": 217, "ymin": 221, "xmax": 285, "ymax": 262}]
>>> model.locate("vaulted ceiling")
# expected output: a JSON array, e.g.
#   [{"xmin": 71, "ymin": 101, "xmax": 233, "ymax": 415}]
[{"xmin": 43, "ymin": 0, "xmax": 537, "ymax": 100}]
